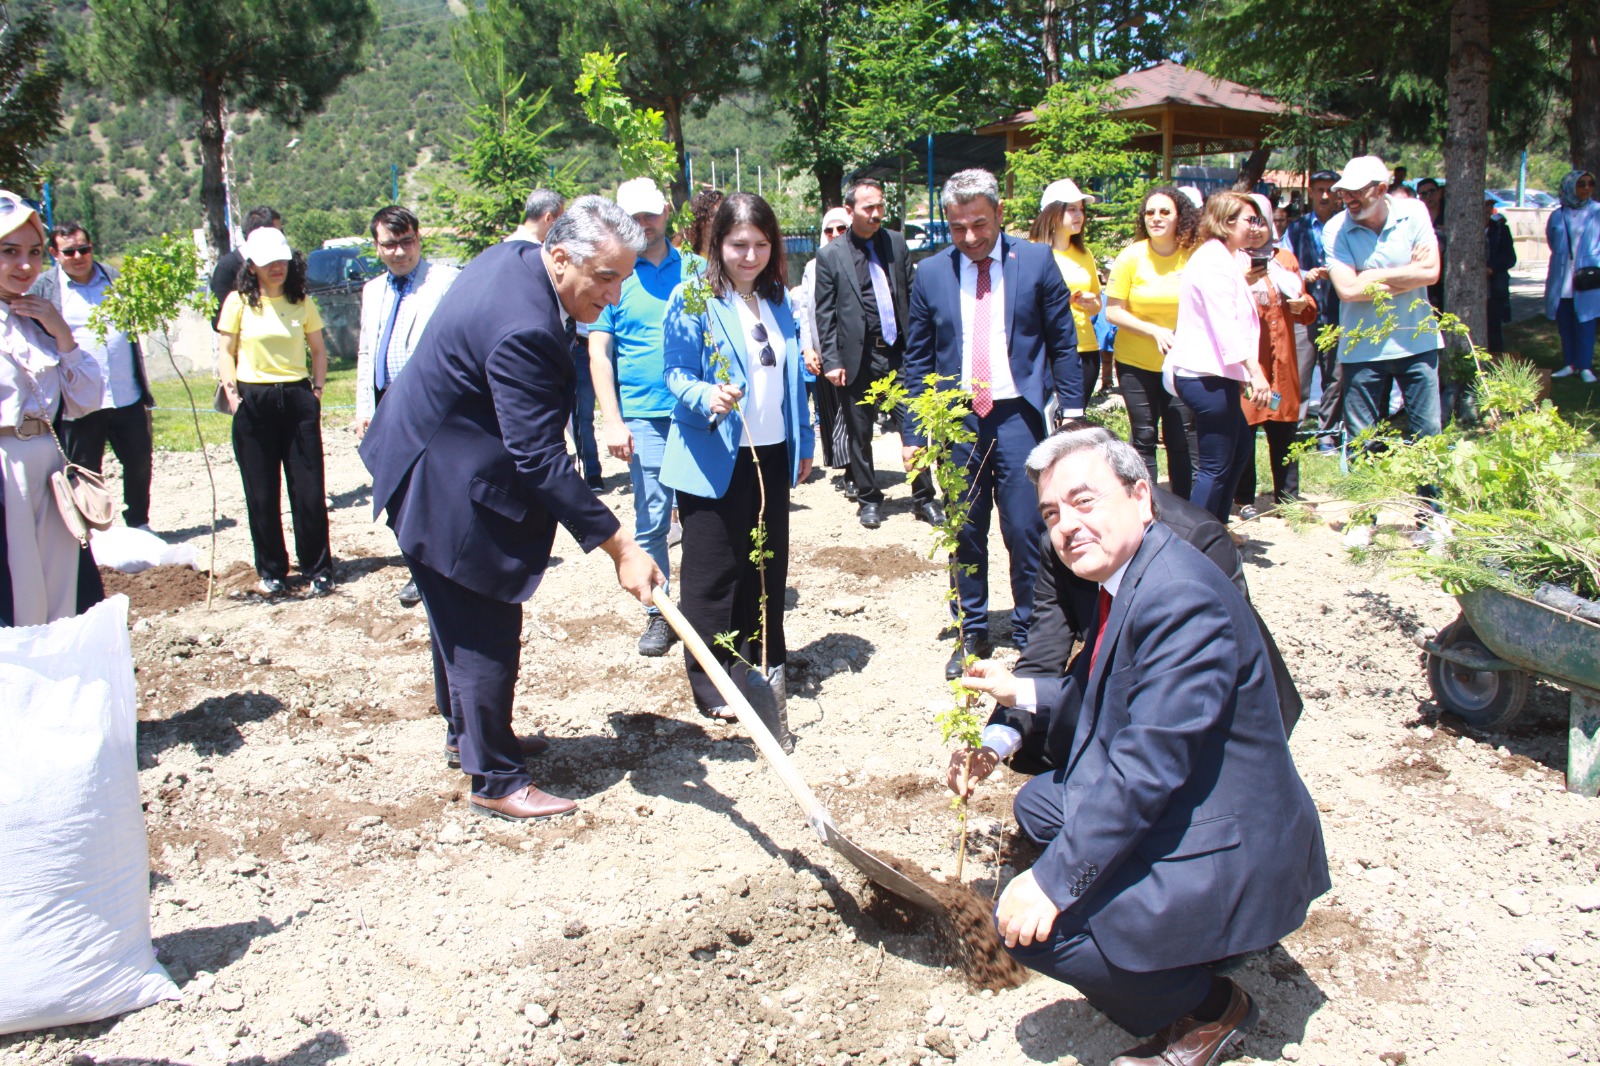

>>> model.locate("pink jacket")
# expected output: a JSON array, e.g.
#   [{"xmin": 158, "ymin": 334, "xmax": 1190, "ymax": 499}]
[{"xmin": 1166, "ymin": 238, "xmax": 1260, "ymax": 382}]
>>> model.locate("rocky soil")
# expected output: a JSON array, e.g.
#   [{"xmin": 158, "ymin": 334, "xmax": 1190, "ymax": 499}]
[{"xmin": 4, "ymin": 425, "xmax": 1600, "ymax": 1066}]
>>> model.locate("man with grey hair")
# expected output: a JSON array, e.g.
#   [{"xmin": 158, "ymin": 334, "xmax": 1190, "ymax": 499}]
[
  {"xmin": 903, "ymin": 167, "xmax": 1085, "ymax": 679},
  {"xmin": 508, "ymin": 188, "xmax": 564, "ymax": 244},
  {"xmin": 362, "ymin": 195, "xmax": 660, "ymax": 822},
  {"xmin": 943, "ymin": 424, "xmax": 1328, "ymax": 1066}
]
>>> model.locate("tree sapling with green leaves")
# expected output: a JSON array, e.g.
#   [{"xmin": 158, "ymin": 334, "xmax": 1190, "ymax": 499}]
[{"xmin": 88, "ymin": 235, "xmax": 218, "ymax": 603}]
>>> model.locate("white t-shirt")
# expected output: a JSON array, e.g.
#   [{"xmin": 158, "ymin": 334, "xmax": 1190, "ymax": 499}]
[{"xmin": 732, "ymin": 295, "xmax": 785, "ymax": 448}]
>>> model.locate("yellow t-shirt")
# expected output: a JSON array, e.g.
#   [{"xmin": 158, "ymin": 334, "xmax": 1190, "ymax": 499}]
[
  {"xmin": 218, "ymin": 291, "xmax": 324, "ymax": 383},
  {"xmin": 1051, "ymin": 244, "xmax": 1102, "ymax": 354},
  {"xmin": 1104, "ymin": 240, "xmax": 1191, "ymax": 373}
]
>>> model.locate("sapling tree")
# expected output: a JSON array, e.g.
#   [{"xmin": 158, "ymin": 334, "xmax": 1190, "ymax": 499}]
[
  {"xmin": 88, "ymin": 235, "xmax": 219, "ymax": 605},
  {"xmin": 865, "ymin": 370, "xmax": 993, "ymax": 879}
]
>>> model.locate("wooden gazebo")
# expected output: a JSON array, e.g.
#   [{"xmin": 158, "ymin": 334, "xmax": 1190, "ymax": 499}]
[{"xmin": 977, "ymin": 61, "xmax": 1318, "ymax": 185}]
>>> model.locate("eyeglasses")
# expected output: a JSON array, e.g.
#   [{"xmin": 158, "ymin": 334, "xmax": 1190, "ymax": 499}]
[
  {"xmin": 751, "ymin": 321, "xmax": 776, "ymax": 367},
  {"xmin": 57, "ymin": 245, "xmax": 93, "ymax": 257},
  {"xmin": 822, "ymin": 225, "xmax": 848, "ymax": 236},
  {"xmin": 1244, "ymin": 215, "xmax": 1267, "ymax": 227},
  {"xmin": 1143, "ymin": 208, "xmax": 1174, "ymax": 217},
  {"xmin": 1579, "ymin": 179, "xmax": 1597, "ymax": 188},
  {"xmin": 376, "ymin": 235, "xmax": 418, "ymax": 252}
]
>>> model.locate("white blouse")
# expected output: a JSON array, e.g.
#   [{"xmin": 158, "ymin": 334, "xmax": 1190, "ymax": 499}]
[
  {"xmin": 731, "ymin": 294, "xmax": 786, "ymax": 448},
  {"xmin": 0, "ymin": 303, "xmax": 101, "ymax": 429}
]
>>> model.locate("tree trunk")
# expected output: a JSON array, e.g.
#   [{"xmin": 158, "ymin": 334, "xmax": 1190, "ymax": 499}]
[
  {"xmin": 661, "ymin": 96, "xmax": 689, "ymax": 208},
  {"xmin": 1233, "ymin": 145, "xmax": 1272, "ymax": 192},
  {"xmin": 1573, "ymin": 14, "xmax": 1600, "ymax": 176},
  {"xmin": 815, "ymin": 161, "xmax": 844, "ymax": 209},
  {"xmin": 1444, "ymin": 0, "xmax": 1490, "ymax": 354},
  {"xmin": 1041, "ymin": 0, "xmax": 1061, "ymax": 87},
  {"xmin": 197, "ymin": 78, "xmax": 229, "ymax": 256}
]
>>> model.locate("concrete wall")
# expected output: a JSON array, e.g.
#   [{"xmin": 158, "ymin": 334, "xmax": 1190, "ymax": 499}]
[
  {"xmin": 153, "ymin": 289, "xmax": 364, "ymax": 384},
  {"xmin": 1501, "ymin": 207, "xmax": 1553, "ymax": 266}
]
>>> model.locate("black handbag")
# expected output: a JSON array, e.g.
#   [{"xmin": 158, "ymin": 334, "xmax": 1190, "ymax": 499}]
[{"xmin": 1564, "ymin": 213, "xmax": 1600, "ymax": 290}]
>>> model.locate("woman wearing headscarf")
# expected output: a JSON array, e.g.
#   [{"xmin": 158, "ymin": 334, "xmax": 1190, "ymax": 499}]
[
  {"xmin": 1030, "ymin": 178, "xmax": 1109, "ymax": 397},
  {"xmin": 1545, "ymin": 169, "xmax": 1600, "ymax": 382},
  {"xmin": 0, "ymin": 191, "xmax": 105, "ymax": 625},
  {"xmin": 1234, "ymin": 194, "xmax": 1316, "ymax": 515},
  {"xmin": 793, "ymin": 207, "xmax": 851, "ymax": 474}
]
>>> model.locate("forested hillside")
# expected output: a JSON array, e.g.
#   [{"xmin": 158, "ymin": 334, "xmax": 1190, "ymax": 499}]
[{"xmin": 35, "ymin": 0, "xmax": 794, "ymax": 258}]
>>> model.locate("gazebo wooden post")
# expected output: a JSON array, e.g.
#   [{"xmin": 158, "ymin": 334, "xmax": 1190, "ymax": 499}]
[{"xmin": 1161, "ymin": 110, "xmax": 1175, "ymax": 180}]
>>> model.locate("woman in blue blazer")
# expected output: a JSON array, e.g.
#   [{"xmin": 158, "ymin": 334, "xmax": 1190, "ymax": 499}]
[
  {"xmin": 660, "ymin": 193, "xmax": 813, "ymax": 746},
  {"xmin": 1545, "ymin": 169, "xmax": 1600, "ymax": 381}
]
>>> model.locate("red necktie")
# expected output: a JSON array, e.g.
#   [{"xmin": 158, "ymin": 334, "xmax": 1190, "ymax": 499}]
[
  {"xmin": 971, "ymin": 258, "xmax": 994, "ymax": 417},
  {"xmin": 1089, "ymin": 588, "xmax": 1113, "ymax": 672}
]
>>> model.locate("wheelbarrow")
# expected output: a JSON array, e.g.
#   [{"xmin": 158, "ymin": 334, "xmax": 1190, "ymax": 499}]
[
  {"xmin": 651, "ymin": 595, "xmax": 942, "ymax": 909},
  {"xmin": 1416, "ymin": 586, "xmax": 1600, "ymax": 796}
]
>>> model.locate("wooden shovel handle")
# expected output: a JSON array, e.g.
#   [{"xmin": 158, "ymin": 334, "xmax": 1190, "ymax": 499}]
[{"xmin": 651, "ymin": 594, "xmax": 833, "ymax": 836}]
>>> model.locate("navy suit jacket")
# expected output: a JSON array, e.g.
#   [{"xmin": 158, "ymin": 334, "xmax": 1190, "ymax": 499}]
[
  {"xmin": 359, "ymin": 241, "xmax": 620, "ymax": 602},
  {"xmin": 901, "ymin": 234, "xmax": 1082, "ymax": 444},
  {"xmin": 1284, "ymin": 214, "xmax": 1340, "ymax": 329},
  {"xmin": 1025, "ymin": 521, "xmax": 1329, "ymax": 974}
]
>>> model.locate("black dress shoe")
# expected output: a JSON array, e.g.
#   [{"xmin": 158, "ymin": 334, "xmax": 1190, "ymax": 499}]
[
  {"xmin": 858, "ymin": 502, "xmax": 882, "ymax": 529},
  {"xmin": 398, "ymin": 580, "xmax": 422, "ymax": 608},
  {"xmin": 914, "ymin": 500, "xmax": 946, "ymax": 526},
  {"xmin": 842, "ymin": 481, "xmax": 860, "ymax": 502},
  {"xmin": 945, "ymin": 635, "xmax": 991, "ymax": 681}
]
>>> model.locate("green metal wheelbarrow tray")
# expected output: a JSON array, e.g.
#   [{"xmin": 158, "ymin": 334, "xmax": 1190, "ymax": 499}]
[{"xmin": 1416, "ymin": 585, "xmax": 1600, "ymax": 796}]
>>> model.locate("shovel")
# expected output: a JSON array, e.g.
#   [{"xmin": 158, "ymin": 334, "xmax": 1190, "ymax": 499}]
[{"xmin": 652, "ymin": 594, "xmax": 941, "ymax": 910}]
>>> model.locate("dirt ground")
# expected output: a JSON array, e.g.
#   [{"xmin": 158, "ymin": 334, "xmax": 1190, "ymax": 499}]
[{"xmin": 5, "ymin": 423, "xmax": 1600, "ymax": 1066}]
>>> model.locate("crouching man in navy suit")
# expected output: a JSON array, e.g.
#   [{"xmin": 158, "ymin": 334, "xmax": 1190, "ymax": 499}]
[
  {"xmin": 951, "ymin": 425, "xmax": 1328, "ymax": 1066},
  {"xmin": 360, "ymin": 197, "xmax": 662, "ymax": 822}
]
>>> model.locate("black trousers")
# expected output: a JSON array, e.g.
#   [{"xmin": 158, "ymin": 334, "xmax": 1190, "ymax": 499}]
[
  {"xmin": 841, "ymin": 340, "xmax": 933, "ymax": 503},
  {"xmin": 677, "ymin": 442, "xmax": 791, "ymax": 711},
  {"xmin": 1234, "ymin": 420, "xmax": 1301, "ymax": 505},
  {"xmin": 61, "ymin": 401, "xmax": 154, "ymax": 527},
  {"xmin": 232, "ymin": 380, "xmax": 331, "ymax": 582},
  {"xmin": 1116, "ymin": 362, "xmax": 1195, "ymax": 499},
  {"xmin": 406, "ymin": 553, "xmax": 530, "ymax": 799}
]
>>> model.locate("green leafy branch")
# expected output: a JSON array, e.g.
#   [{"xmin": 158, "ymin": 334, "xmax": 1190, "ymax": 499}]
[
  {"xmin": 866, "ymin": 370, "xmax": 992, "ymax": 879},
  {"xmin": 88, "ymin": 235, "xmax": 220, "ymax": 606}
]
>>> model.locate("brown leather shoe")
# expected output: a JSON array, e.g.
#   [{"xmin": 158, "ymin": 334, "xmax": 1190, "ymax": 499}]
[
  {"xmin": 469, "ymin": 785, "xmax": 576, "ymax": 821},
  {"xmin": 1110, "ymin": 979, "xmax": 1258, "ymax": 1066},
  {"xmin": 445, "ymin": 735, "xmax": 550, "ymax": 769}
]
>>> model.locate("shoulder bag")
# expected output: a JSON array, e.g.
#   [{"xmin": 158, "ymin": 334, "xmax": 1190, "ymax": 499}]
[
  {"xmin": 1, "ymin": 345, "xmax": 117, "ymax": 545},
  {"xmin": 1565, "ymin": 211, "xmax": 1600, "ymax": 292}
]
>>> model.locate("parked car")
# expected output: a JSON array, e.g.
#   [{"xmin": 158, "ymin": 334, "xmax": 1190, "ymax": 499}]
[
  {"xmin": 305, "ymin": 246, "xmax": 384, "ymax": 294},
  {"xmin": 902, "ymin": 221, "xmax": 947, "ymax": 251},
  {"xmin": 1489, "ymin": 188, "xmax": 1557, "ymax": 208}
]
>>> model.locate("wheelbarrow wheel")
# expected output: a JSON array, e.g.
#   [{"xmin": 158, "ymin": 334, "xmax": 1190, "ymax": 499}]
[{"xmin": 1426, "ymin": 618, "xmax": 1531, "ymax": 730}]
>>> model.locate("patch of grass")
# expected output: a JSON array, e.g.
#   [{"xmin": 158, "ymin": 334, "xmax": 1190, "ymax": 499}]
[
  {"xmin": 150, "ymin": 357, "xmax": 357, "ymax": 452},
  {"xmin": 1501, "ymin": 317, "xmax": 1600, "ymax": 433}
]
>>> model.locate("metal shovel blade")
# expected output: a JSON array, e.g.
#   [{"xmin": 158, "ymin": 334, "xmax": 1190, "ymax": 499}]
[{"xmin": 651, "ymin": 594, "xmax": 944, "ymax": 912}]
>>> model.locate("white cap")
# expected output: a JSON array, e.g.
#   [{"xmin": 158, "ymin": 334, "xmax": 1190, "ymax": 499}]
[
  {"xmin": 1040, "ymin": 178, "xmax": 1096, "ymax": 208},
  {"xmin": 1177, "ymin": 186, "xmax": 1204, "ymax": 208},
  {"xmin": 616, "ymin": 177, "xmax": 668, "ymax": 217},
  {"xmin": 243, "ymin": 226, "xmax": 292, "ymax": 266},
  {"xmin": 1332, "ymin": 155, "xmax": 1390, "ymax": 192}
]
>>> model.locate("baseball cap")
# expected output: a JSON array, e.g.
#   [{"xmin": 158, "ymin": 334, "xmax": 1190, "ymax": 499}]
[
  {"xmin": 616, "ymin": 177, "xmax": 668, "ymax": 217},
  {"xmin": 1309, "ymin": 170, "xmax": 1339, "ymax": 184},
  {"xmin": 243, "ymin": 226, "xmax": 293, "ymax": 266},
  {"xmin": 1040, "ymin": 178, "xmax": 1096, "ymax": 208},
  {"xmin": 1332, "ymin": 156, "xmax": 1390, "ymax": 192}
]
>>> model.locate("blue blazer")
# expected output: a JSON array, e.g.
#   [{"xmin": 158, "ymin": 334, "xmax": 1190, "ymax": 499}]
[
  {"xmin": 659, "ymin": 284, "xmax": 814, "ymax": 499},
  {"xmin": 359, "ymin": 241, "xmax": 620, "ymax": 602},
  {"xmin": 1026, "ymin": 522, "xmax": 1329, "ymax": 974},
  {"xmin": 901, "ymin": 234, "xmax": 1081, "ymax": 446},
  {"xmin": 1545, "ymin": 201, "xmax": 1600, "ymax": 323}
]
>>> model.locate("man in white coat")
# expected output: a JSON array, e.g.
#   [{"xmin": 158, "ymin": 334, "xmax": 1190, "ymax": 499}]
[{"xmin": 354, "ymin": 205, "xmax": 459, "ymax": 606}]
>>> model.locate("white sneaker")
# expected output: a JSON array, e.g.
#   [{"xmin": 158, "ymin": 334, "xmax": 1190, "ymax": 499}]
[
  {"xmin": 1552, "ymin": 366, "xmax": 1576, "ymax": 379},
  {"xmin": 1342, "ymin": 522, "xmax": 1374, "ymax": 549},
  {"xmin": 1583, "ymin": 370, "xmax": 1598, "ymax": 384}
]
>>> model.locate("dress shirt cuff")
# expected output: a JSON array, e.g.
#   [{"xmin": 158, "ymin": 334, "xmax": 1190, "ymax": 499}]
[
  {"xmin": 1013, "ymin": 677, "xmax": 1037, "ymax": 710},
  {"xmin": 980, "ymin": 724, "xmax": 1023, "ymax": 760}
]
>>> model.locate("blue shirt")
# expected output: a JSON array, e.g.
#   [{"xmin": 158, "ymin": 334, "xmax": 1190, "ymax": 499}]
[
  {"xmin": 594, "ymin": 246, "xmax": 702, "ymax": 418},
  {"xmin": 1326, "ymin": 198, "xmax": 1443, "ymax": 363}
]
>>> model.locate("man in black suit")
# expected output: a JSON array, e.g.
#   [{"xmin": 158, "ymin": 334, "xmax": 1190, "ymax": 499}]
[
  {"xmin": 360, "ymin": 196, "xmax": 662, "ymax": 822},
  {"xmin": 952, "ymin": 426, "xmax": 1328, "ymax": 1066},
  {"xmin": 814, "ymin": 178, "xmax": 940, "ymax": 529}
]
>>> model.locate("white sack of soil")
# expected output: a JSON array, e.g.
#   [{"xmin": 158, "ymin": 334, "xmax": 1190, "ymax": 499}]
[
  {"xmin": 0, "ymin": 595, "xmax": 178, "ymax": 1034},
  {"xmin": 90, "ymin": 525, "xmax": 199, "ymax": 574}
]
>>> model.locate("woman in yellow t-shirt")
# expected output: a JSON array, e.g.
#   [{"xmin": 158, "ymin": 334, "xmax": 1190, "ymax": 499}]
[
  {"xmin": 1030, "ymin": 178, "xmax": 1109, "ymax": 397},
  {"xmin": 1105, "ymin": 185, "xmax": 1201, "ymax": 498},
  {"xmin": 216, "ymin": 227, "xmax": 333, "ymax": 597}
]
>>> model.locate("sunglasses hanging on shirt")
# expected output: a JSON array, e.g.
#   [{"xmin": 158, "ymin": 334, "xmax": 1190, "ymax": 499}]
[{"xmin": 750, "ymin": 321, "xmax": 776, "ymax": 367}]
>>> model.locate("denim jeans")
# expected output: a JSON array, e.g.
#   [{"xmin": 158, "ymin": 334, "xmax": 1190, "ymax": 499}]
[
  {"xmin": 570, "ymin": 336, "xmax": 601, "ymax": 481},
  {"xmin": 1342, "ymin": 350, "xmax": 1442, "ymax": 444},
  {"xmin": 1556, "ymin": 299, "xmax": 1597, "ymax": 372},
  {"xmin": 1172, "ymin": 375, "xmax": 1251, "ymax": 523},
  {"xmin": 626, "ymin": 416, "xmax": 674, "ymax": 615}
]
